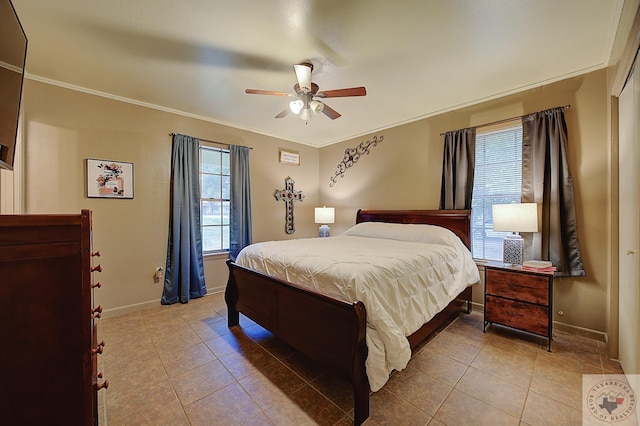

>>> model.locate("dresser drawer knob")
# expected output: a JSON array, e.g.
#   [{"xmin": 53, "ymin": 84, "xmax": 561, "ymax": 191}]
[
  {"xmin": 92, "ymin": 305, "xmax": 103, "ymax": 318},
  {"xmin": 91, "ymin": 250, "xmax": 101, "ymax": 257},
  {"xmin": 92, "ymin": 340, "xmax": 105, "ymax": 355},
  {"xmin": 97, "ymin": 379, "xmax": 109, "ymax": 391},
  {"xmin": 91, "ymin": 264, "xmax": 102, "ymax": 273}
]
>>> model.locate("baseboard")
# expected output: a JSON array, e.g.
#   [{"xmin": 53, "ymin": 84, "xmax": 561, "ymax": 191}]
[
  {"xmin": 101, "ymin": 287, "xmax": 225, "ymax": 319},
  {"xmin": 553, "ymin": 320, "xmax": 607, "ymax": 342},
  {"xmin": 470, "ymin": 302, "xmax": 607, "ymax": 343},
  {"xmin": 101, "ymin": 300, "xmax": 159, "ymax": 319},
  {"xmin": 470, "ymin": 301, "xmax": 484, "ymax": 312}
]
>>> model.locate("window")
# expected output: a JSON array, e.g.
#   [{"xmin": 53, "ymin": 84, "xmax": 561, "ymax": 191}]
[
  {"xmin": 200, "ymin": 146, "xmax": 230, "ymax": 253},
  {"xmin": 471, "ymin": 124, "xmax": 523, "ymax": 260}
]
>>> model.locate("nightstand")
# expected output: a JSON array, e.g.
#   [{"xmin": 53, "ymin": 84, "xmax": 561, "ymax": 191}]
[{"xmin": 483, "ymin": 261, "xmax": 554, "ymax": 351}]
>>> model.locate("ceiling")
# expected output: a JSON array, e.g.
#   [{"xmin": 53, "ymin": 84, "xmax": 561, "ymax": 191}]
[{"xmin": 11, "ymin": 0, "xmax": 623, "ymax": 147}]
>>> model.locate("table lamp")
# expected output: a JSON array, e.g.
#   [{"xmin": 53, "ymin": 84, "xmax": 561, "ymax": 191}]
[
  {"xmin": 492, "ymin": 203, "xmax": 538, "ymax": 265},
  {"xmin": 314, "ymin": 206, "xmax": 335, "ymax": 238}
]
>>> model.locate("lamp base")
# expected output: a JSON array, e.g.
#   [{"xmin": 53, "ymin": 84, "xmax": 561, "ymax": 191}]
[
  {"xmin": 318, "ymin": 224, "xmax": 330, "ymax": 238},
  {"xmin": 503, "ymin": 234, "xmax": 524, "ymax": 265}
]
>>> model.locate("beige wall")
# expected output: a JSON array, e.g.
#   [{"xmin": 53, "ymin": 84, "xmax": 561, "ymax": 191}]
[
  {"xmin": 320, "ymin": 70, "xmax": 610, "ymax": 337},
  {"xmin": 21, "ymin": 79, "xmax": 320, "ymax": 315},
  {"xmin": 15, "ymin": 67, "xmax": 611, "ymax": 336}
]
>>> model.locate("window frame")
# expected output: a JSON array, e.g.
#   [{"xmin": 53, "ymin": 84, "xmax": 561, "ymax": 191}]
[{"xmin": 199, "ymin": 144, "xmax": 230, "ymax": 255}]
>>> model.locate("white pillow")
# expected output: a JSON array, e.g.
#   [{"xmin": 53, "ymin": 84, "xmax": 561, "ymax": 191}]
[{"xmin": 341, "ymin": 221, "xmax": 460, "ymax": 247}]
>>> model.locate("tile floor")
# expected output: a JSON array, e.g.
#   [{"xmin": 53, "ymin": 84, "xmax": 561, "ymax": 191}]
[{"xmin": 98, "ymin": 292, "xmax": 628, "ymax": 425}]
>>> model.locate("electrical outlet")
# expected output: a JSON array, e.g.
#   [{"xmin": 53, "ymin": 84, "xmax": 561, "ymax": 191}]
[{"xmin": 155, "ymin": 267, "xmax": 164, "ymax": 278}]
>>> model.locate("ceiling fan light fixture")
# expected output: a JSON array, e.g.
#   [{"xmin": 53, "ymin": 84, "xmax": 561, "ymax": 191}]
[
  {"xmin": 309, "ymin": 100, "xmax": 324, "ymax": 114},
  {"xmin": 299, "ymin": 108, "xmax": 313, "ymax": 121},
  {"xmin": 245, "ymin": 61, "xmax": 366, "ymax": 121},
  {"xmin": 289, "ymin": 99, "xmax": 304, "ymax": 114}
]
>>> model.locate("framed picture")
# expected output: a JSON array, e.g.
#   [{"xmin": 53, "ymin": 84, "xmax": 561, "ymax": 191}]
[
  {"xmin": 279, "ymin": 149, "xmax": 300, "ymax": 166},
  {"xmin": 86, "ymin": 158, "xmax": 134, "ymax": 199}
]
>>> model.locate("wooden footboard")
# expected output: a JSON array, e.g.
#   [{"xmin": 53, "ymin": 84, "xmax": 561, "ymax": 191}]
[
  {"xmin": 226, "ymin": 262, "xmax": 473, "ymax": 425},
  {"xmin": 225, "ymin": 260, "xmax": 370, "ymax": 424}
]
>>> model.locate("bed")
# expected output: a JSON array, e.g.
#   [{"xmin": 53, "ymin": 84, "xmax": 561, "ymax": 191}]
[{"xmin": 225, "ymin": 209, "xmax": 480, "ymax": 425}]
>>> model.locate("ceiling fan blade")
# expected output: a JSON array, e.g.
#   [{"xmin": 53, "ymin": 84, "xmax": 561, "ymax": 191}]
[
  {"xmin": 293, "ymin": 63, "xmax": 313, "ymax": 92},
  {"xmin": 275, "ymin": 108, "xmax": 290, "ymax": 118},
  {"xmin": 317, "ymin": 86, "xmax": 367, "ymax": 98},
  {"xmin": 245, "ymin": 89, "xmax": 294, "ymax": 97},
  {"xmin": 321, "ymin": 103, "xmax": 341, "ymax": 120}
]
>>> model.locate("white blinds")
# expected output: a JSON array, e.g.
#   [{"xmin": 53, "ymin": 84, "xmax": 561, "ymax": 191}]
[{"xmin": 471, "ymin": 125, "xmax": 523, "ymax": 260}]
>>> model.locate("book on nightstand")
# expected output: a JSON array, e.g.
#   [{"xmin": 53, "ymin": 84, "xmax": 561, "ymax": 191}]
[{"xmin": 522, "ymin": 260, "xmax": 556, "ymax": 272}]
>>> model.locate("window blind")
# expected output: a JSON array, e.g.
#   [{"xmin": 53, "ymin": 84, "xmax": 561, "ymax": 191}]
[{"xmin": 471, "ymin": 125, "xmax": 522, "ymax": 260}]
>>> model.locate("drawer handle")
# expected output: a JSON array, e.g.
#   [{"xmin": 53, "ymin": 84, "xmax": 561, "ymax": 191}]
[
  {"xmin": 92, "ymin": 282, "xmax": 102, "ymax": 289},
  {"xmin": 92, "ymin": 340, "xmax": 105, "ymax": 355},
  {"xmin": 91, "ymin": 264, "xmax": 102, "ymax": 273},
  {"xmin": 91, "ymin": 250, "xmax": 101, "ymax": 257},
  {"xmin": 506, "ymin": 311, "xmax": 524, "ymax": 318},
  {"xmin": 97, "ymin": 379, "xmax": 109, "ymax": 391},
  {"xmin": 92, "ymin": 305, "xmax": 103, "ymax": 319}
]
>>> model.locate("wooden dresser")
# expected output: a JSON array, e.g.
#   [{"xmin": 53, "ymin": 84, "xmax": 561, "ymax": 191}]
[
  {"xmin": 0, "ymin": 210, "xmax": 108, "ymax": 424},
  {"xmin": 483, "ymin": 261, "xmax": 554, "ymax": 351}
]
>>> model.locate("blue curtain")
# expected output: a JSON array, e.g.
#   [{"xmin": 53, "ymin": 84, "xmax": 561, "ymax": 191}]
[
  {"xmin": 229, "ymin": 145, "xmax": 252, "ymax": 261},
  {"xmin": 161, "ymin": 134, "xmax": 207, "ymax": 304}
]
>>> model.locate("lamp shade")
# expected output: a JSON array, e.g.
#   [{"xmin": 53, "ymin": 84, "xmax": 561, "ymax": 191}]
[
  {"xmin": 492, "ymin": 203, "xmax": 538, "ymax": 232},
  {"xmin": 309, "ymin": 100, "xmax": 324, "ymax": 114},
  {"xmin": 314, "ymin": 206, "xmax": 335, "ymax": 224},
  {"xmin": 299, "ymin": 108, "xmax": 313, "ymax": 121},
  {"xmin": 289, "ymin": 99, "xmax": 304, "ymax": 114}
]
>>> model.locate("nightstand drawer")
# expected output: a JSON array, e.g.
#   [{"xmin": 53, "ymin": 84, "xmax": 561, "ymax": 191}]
[
  {"xmin": 484, "ymin": 295, "xmax": 549, "ymax": 336},
  {"xmin": 485, "ymin": 268, "xmax": 549, "ymax": 305}
]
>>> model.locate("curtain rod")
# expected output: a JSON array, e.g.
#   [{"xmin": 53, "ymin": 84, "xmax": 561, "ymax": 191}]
[
  {"xmin": 439, "ymin": 104, "xmax": 571, "ymax": 136},
  {"xmin": 169, "ymin": 133, "xmax": 253, "ymax": 149}
]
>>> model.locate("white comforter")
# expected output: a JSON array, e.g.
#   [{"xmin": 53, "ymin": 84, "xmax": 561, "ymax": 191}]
[{"xmin": 235, "ymin": 221, "xmax": 480, "ymax": 391}]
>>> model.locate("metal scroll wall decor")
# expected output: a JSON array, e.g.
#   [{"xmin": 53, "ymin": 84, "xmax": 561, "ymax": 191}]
[
  {"xmin": 329, "ymin": 135, "xmax": 384, "ymax": 187},
  {"xmin": 274, "ymin": 176, "xmax": 305, "ymax": 234}
]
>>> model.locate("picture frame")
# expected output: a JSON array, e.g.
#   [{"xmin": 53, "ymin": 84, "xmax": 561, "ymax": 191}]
[
  {"xmin": 279, "ymin": 149, "xmax": 300, "ymax": 166},
  {"xmin": 86, "ymin": 158, "xmax": 134, "ymax": 199}
]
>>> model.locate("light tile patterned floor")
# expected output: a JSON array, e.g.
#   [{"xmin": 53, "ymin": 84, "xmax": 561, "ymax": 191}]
[{"xmin": 98, "ymin": 292, "xmax": 626, "ymax": 425}]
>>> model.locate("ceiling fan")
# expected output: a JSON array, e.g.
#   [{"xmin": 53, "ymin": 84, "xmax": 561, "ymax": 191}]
[{"xmin": 245, "ymin": 62, "xmax": 366, "ymax": 122}]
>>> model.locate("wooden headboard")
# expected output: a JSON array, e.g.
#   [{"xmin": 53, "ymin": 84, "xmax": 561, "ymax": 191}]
[{"xmin": 355, "ymin": 209, "xmax": 472, "ymax": 249}]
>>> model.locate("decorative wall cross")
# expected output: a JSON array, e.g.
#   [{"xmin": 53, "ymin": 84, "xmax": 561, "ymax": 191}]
[{"xmin": 274, "ymin": 176, "xmax": 305, "ymax": 234}]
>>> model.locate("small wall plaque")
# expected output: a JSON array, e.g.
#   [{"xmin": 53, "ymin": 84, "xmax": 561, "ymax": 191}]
[{"xmin": 279, "ymin": 150, "xmax": 300, "ymax": 166}]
